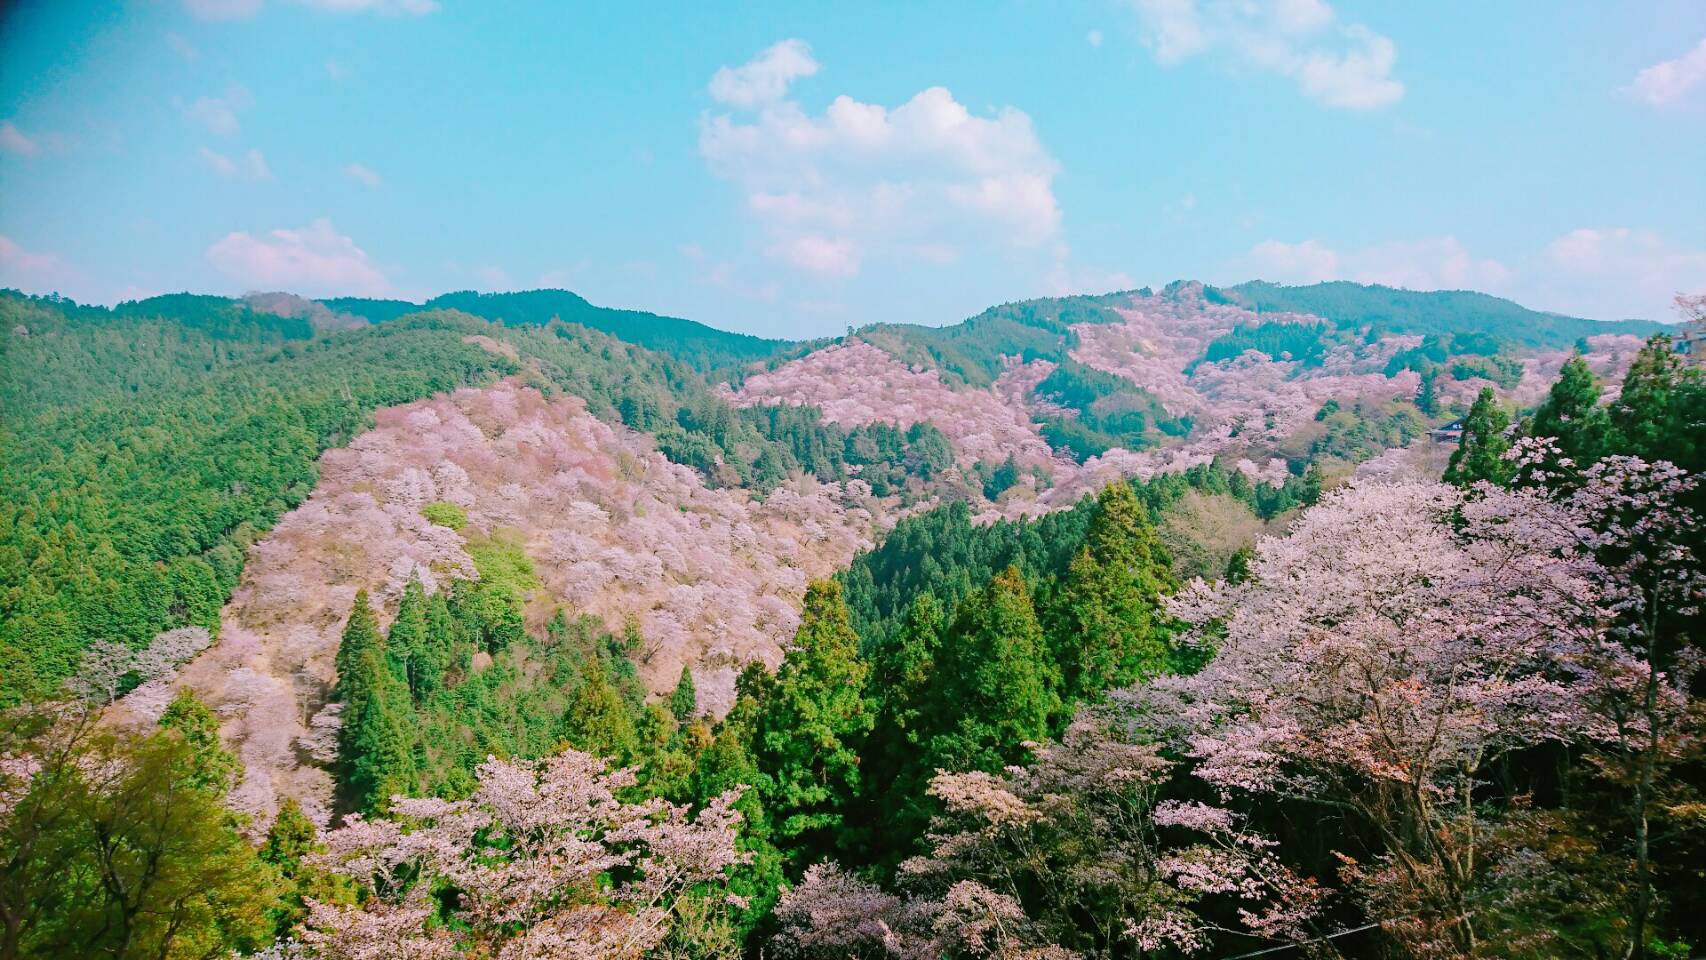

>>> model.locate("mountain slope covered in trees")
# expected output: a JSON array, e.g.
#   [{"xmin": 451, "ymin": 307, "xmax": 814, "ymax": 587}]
[{"xmin": 4, "ymin": 280, "xmax": 1700, "ymax": 960}]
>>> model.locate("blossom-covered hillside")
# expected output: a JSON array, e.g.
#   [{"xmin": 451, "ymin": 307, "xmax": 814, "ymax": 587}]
[
  {"xmin": 736, "ymin": 281, "xmax": 1650, "ymax": 518},
  {"xmin": 170, "ymin": 380, "xmax": 894, "ymax": 823}
]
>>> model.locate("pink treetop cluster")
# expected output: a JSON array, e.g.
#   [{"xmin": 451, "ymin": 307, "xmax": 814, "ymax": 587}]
[
  {"xmin": 733, "ymin": 340, "xmax": 1061, "ymax": 470},
  {"xmin": 292, "ymin": 749, "xmax": 747, "ymax": 960}
]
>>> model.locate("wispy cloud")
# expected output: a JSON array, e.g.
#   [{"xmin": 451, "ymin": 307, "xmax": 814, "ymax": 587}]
[
  {"xmin": 182, "ymin": 85, "xmax": 253, "ymax": 137},
  {"xmin": 206, "ymin": 218, "xmax": 388, "ymax": 296},
  {"xmin": 1128, "ymin": 0, "xmax": 1403, "ymax": 110},
  {"xmin": 1245, "ymin": 235, "xmax": 1509, "ymax": 291},
  {"xmin": 344, "ymin": 162, "xmax": 383, "ymax": 188},
  {"xmin": 708, "ymin": 38, "xmax": 819, "ymax": 108},
  {"xmin": 0, "ymin": 235, "xmax": 85, "ymax": 298},
  {"xmin": 0, "ymin": 121, "xmax": 40, "ymax": 157},
  {"xmin": 1627, "ymin": 37, "xmax": 1706, "ymax": 106},
  {"xmin": 201, "ymin": 146, "xmax": 272, "ymax": 180},
  {"xmin": 182, "ymin": 0, "xmax": 263, "ymax": 20},
  {"xmin": 164, "ymin": 31, "xmax": 199, "ymax": 61}
]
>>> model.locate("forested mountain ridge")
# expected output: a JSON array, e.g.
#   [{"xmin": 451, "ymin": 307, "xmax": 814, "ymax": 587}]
[
  {"xmin": 1227, "ymin": 278, "xmax": 1666, "ymax": 346},
  {"xmin": 5, "ymin": 280, "xmax": 1700, "ymax": 960},
  {"xmin": 322, "ymin": 287, "xmax": 799, "ymax": 373},
  {"xmin": 3, "ymin": 280, "xmax": 1658, "ymax": 709}
]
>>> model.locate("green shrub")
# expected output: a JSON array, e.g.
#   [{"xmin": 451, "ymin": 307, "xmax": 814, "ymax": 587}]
[{"xmin": 422, "ymin": 501, "xmax": 468, "ymax": 530}]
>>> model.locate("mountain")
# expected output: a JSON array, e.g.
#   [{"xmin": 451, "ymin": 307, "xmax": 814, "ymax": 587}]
[
  {"xmin": 323, "ymin": 288, "xmax": 796, "ymax": 373},
  {"xmin": 1226, "ymin": 279, "xmax": 1665, "ymax": 346},
  {"xmin": 5, "ymin": 279, "xmax": 1657, "ymax": 709},
  {"xmin": 7, "ymin": 278, "xmax": 1702, "ymax": 960}
]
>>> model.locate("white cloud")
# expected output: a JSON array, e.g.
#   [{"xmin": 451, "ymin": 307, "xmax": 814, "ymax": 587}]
[
  {"xmin": 1628, "ymin": 37, "xmax": 1706, "ymax": 106},
  {"xmin": 1045, "ymin": 261, "xmax": 1139, "ymax": 296},
  {"xmin": 0, "ymin": 235, "xmax": 84, "ymax": 297},
  {"xmin": 326, "ymin": 60, "xmax": 350, "ymax": 81},
  {"xmin": 1535, "ymin": 227, "xmax": 1706, "ymax": 320},
  {"xmin": 183, "ymin": 0, "xmax": 435, "ymax": 18},
  {"xmin": 0, "ymin": 121, "xmax": 39, "ymax": 156},
  {"xmin": 680, "ymin": 243, "xmax": 781, "ymax": 302},
  {"xmin": 1241, "ymin": 229, "xmax": 1706, "ymax": 321},
  {"xmin": 1247, "ymin": 238, "xmax": 1340, "ymax": 283},
  {"xmin": 199, "ymin": 147, "xmax": 236, "ymax": 177},
  {"xmin": 709, "ymin": 39, "xmax": 819, "ymax": 108},
  {"xmin": 1245, "ymin": 235, "xmax": 1510, "ymax": 291},
  {"xmin": 1088, "ymin": 28, "xmax": 1104, "ymax": 48},
  {"xmin": 201, "ymin": 146, "xmax": 271, "ymax": 180},
  {"xmin": 772, "ymin": 234, "xmax": 860, "ymax": 277},
  {"xmin": 182, "ymin": 85, "xmax": 252, "ymax": 137},
  {"xmin": 701, "ymin": 47, "xmax": 1064, "ymax": 280},
  {"xmin": 345, "ymin": 162, "xmax": 383, "ymax": 188},
  {"xmin": 164, "ymin": 31, "xmax": 199, "ymax": 60},
  {"xmin": 205, "ymin": 218, "xmax": 388, "ymax": 296},
  {"xmin": 1128, "ymin": 0, "xmax": 1403, "ymax": 109}
]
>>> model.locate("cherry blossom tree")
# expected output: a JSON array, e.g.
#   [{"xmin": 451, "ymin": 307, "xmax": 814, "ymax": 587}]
[
  {"xmin": 1469, "ymin": 454, "xmax": 1705, "ymax": 958},
  {"xmin": 774, "ymin": 715, "xmax": 1325, "ymax": 958},
  {"xmin": 293, "ymin": 749, "xmax": 748, "ymax": 959},
  {"xmin": 1135, "ymin": 478, "xmax": 1605, "ymax": 956}
]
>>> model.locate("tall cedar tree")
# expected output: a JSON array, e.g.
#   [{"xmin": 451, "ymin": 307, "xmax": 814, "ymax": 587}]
[
  {"xmin": 1611, "ymin": 335, "xmax": 1705, "ymax": 477},
  {"xmin": 751, "ymin": 580, "xmax": 872, "ymax": 870},
  {"xmin": 1444, "ymin": 387, "xmax": 1513, "ymax": 487},
  {"xmin": 852, "ymin": 593, "xmax": 946, "ymax": 866},
  {"xmin": 690, "ymin": 677, "xmax": 787, "ymax": 940},
  {"xmin": 926, "ymin": 566, "xmax": 1058, "ymax": 775},
  {"xmin": 334, "ymin": 590, "xmax": 418, "ymax": 814},
  {"xmin": 563, "ymin": 655, "xmax": 640, "ymax": 761},
  {"xmin": 1047, "ymin": 482, "xmax": 1176, "ymax": 704},
  {"xmin": 384, "ymin": 579, "xmax": 429, "ymax": 701},
  {"xmin": 1525, "ymin": 354, "xmax": 1610, "ymax": 484},
  {"xmin": 670, "ymin": 664, "xmax": 698, "ymax": 723}
]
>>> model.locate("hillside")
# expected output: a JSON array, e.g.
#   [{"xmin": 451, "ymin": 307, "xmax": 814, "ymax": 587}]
[
  {"xmin": 1226, "ymin": 279, "xmax": 1665, "ymax": 346},
  {"xmin": 7, "ymin": 277, "xmax": 1702, "ymax": 960},
  {"xmin": 323, "ymin": 288, "xmax": 795, "ymax": 373}
]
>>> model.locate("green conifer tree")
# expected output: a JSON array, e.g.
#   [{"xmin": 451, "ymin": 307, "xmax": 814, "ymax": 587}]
[
  {"xmin": 927, "ymin": 566, "xmax": 1057, "ymax": 774},
  {"xmin": 1609, "ymin": 335, "xmax": 1704, "ymax": 474},
  {"xmin": 670, "ymin": 663, "xmax": 698, "ymax": 723},
  {"xmin": 259, "ymin": 796, "xmax": 317, "ymax": 877},
  {"xmin": 1444, "ymin": 387, "xmax": 1513, "ymax": 488},
  {"xmin": 1047, "ymin": 482, "xmax": 1176, "ymax": 703},
  {"xmin": 334, "ymin": 591, "xmax": 418, "ymax": 813},
  {"xmin": 563, "ymin": 656, "xmax": 639, "ymax": 761},
  {"xmin": 751, "ymin": 579, "xmax": 872, "ymax": 868},
  {"xmin": 1524, "ymin": 354, "xmax": 1610, "ymax": 483},
  {"xmin": 385, "ymin": 579, "xmax": 429, "ymax": 700}
]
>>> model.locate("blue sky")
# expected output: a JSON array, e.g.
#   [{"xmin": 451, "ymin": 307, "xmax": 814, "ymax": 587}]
[{"xmin": 1, "ymin": 1, "xmax": 1703, "ymax": 338}]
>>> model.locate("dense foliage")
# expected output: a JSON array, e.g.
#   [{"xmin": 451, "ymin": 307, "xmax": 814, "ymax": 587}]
[
  {"xmin": 1228, "ymin": 279, "xmax": 1663, "ymax": 347},
  {"xmin": 1195, "ymin": 319, "xmax": 1333, "ymax": 369},
  {"xmin": 1, "ymin": 290, "xmax": 946, "ymax": 705},
  {"xmin": 5, "ymin": 285, "xmax": 1700, "ymax": 959},
  {"xmin": 1033, "ymin": 359, "xmax": 1193, "ymax": 461},
  {"xmin": 322, "ymin": 287, "xmax": 792, "ymax": 374},
  {"xmin": 859, "ymin": 291, "xmax": 1138, "ymax": 387}
]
